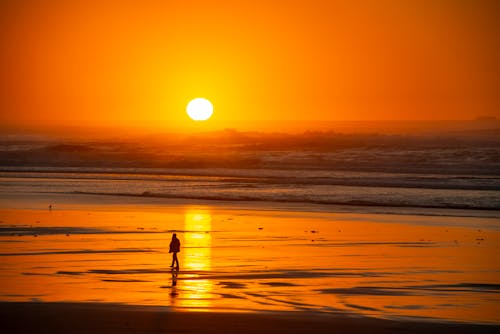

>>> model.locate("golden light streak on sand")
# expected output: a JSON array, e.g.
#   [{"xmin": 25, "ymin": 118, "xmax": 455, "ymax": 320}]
[{"xmin": 179, "ymin": 208, "xmax": 213, "ymax": 309}]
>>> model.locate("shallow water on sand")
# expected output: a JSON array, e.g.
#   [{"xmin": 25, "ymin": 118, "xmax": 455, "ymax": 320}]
[{"xmin": 0, "ymin": 194, "xmax": 499, "ymax": 323}]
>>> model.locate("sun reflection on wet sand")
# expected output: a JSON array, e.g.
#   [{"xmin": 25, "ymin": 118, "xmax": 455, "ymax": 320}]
[{"xmin": 177, "ymin": 208, "xmax": 213, "ymax": 309}]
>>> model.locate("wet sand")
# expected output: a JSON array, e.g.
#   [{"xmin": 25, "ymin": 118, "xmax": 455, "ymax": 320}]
[
  {"xmin": 1, "ymin": 193, "xmax": 499, "ymax": 325},
  {"xmin": 1, "ymin": 302, "xmax": 498, "ymax": 334}
]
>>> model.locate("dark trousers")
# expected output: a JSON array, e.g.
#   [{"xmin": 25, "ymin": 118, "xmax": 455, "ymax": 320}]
[{"xmin": 171, "ymin": 252, "xmax": 179, "ymax": 268}]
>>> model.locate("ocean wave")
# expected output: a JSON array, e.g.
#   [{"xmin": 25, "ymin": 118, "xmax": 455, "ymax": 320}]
[
  {"xmin": 1, "ymin": 170, "xmax": 499, "ymax": 190},
  {"xmin": 66, "ymin": 190, "xmax": 500, "ymax": 211}
]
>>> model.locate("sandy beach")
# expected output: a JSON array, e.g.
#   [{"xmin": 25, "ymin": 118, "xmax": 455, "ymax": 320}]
[{"xmin": 1, "ymin": 192, "xmax": 499, "ymax": 333}]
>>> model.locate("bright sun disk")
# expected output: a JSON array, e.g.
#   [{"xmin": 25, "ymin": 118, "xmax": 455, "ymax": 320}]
[{"xmin": 186, "ymin": 98, "xmax": 213, "ymax": 121}]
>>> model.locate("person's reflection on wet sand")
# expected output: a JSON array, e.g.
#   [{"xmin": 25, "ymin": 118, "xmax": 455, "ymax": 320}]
[{"xmin": 170, "ymin": 269, "xmax": 178, "ymax": 298}]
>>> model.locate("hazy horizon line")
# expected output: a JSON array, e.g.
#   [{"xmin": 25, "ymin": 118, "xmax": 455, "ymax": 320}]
[{"xmin": 1, "ymin": 117, "xmax": 498, "ymax": 128}]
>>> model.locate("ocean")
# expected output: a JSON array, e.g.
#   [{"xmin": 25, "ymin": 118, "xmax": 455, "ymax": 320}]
[
  {"xmin": 1, "ymin": 129, "xmax": 499, "ymax": 213},
  {"xmin": 1, "ymin": 166, "xmax": 499, "ymax": 213}
]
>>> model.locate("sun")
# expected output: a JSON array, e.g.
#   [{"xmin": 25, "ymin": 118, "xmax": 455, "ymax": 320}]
[{"xmin": 186, "ymin": 98, "xmax": 213, "ymax": 121}]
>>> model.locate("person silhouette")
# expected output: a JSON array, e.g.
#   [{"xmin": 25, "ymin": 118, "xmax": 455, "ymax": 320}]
[{"xmin": 169, "ymin": 233, "xmax": 181, "ymax": 270}]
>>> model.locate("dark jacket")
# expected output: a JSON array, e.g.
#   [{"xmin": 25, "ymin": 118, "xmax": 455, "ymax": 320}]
[{"xmin": 169, "ymin": 237, "xmax": 181, "ymax": 253}]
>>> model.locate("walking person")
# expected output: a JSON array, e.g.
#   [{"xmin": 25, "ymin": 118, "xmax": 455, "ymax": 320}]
[{"xmin": 169, "ymin": 233, "xmax": 181, "ymax": 270}]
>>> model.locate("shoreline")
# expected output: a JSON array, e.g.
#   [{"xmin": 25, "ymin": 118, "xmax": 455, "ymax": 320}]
[
  {"xmin": 1, "ymin": 302, "xmax": 498, "ymax": 334},
  {"xmin": 2, "ymin": 191, "xmax": 500, "ymax": 220}
]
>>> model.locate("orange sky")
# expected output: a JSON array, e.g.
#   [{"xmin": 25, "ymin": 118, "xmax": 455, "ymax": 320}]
[{"xmin": 1, "ymin": 0, "xmax": 499, "ymax": 131}]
